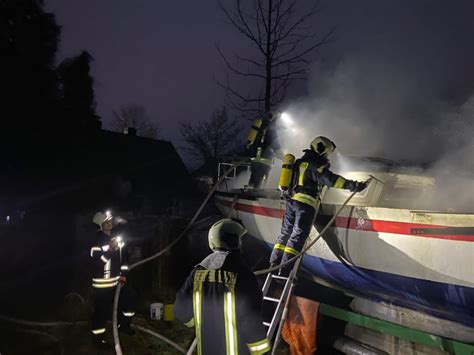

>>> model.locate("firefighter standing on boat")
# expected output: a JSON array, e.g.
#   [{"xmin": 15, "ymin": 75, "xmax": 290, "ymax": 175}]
[
  {"xmin": 270, "ymin": 136, "xmax": 368, "ymax": 274},
  {"xmin": 174, "ymin": 219, "xmax": 271, "ymax": 354},
  {"xmin": 246, "ymin": 112, "xmax": 284, "ymax": 189},
  {"xmin": 90, "ymin": 210, "xmax": 136, "ymax": 348}
]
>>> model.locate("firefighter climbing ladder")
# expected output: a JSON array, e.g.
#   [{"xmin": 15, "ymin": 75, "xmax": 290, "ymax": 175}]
[{"xmin": 255, "ymin": 177, "xmax": 377, "ymax": 354}]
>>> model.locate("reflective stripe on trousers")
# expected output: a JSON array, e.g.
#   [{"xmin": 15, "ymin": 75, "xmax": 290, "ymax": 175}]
[
  {"xmin": 273, "ymin": 243, "xmax": 286, "ymax": 252},
  {"xmin": 247, "ymin": 338, "xmax": 271, "ymax": 354},
  {"xmin": 92, "ymin": 280, "xmax": 118, "ymax": 288}
]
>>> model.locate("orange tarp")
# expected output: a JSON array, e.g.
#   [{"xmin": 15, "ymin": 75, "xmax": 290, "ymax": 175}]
[{"xmin": 282, "ymin": 296, "xmax": 319, "ymax": 355}]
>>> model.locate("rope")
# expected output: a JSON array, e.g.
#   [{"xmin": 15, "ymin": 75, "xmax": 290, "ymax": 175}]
[{"xmin": 113, "ymin": 160, "xmax": 248, "ymax": 355}]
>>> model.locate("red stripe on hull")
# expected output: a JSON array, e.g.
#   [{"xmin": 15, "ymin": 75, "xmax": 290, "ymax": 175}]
[
  {"xmin": 216, "ymin": 197, "xmax": 474, "ymax": 242},
  {"xmin": 217, "ymin": 197, "xmax": 284, "ymax": 218}
]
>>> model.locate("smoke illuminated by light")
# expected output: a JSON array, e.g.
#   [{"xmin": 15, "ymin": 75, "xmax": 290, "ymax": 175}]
[{"xmin": 280, "ymin": 112, "xmax": 294, "ymax": 126}]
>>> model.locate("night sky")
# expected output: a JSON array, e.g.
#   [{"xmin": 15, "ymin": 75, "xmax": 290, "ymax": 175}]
[{"xmin": 46, "ymin": 0, "xmax": 474, "ymax": 161}]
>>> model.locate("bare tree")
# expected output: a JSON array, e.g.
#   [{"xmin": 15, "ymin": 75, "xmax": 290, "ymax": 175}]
[
  {"xmin": 112, "ymin": 104, "xmax": 158, "ymax": 138},
  {"xmin": 217, "ymin": 0, "xmax": 334, "ymax": 117},
  {"xmin": 180, "ymin": 107, "xmax": 242, "ymax": 165}
]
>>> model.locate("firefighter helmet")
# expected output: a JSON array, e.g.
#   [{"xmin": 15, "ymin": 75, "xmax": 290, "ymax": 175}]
[
  {"xmin": 310, "ymin": 136, "xmax": 336, "ymax": 156},
  {"xmin": 208, "ymin": 219, "xmax": 247, "ymax": 251},
  {"xmin": 92, "ymin": 210, "xmax": 113, "ymax": 229}
]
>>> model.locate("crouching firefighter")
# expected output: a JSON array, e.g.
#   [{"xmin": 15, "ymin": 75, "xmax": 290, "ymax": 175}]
[
  {"xmin": 90, "ymin": 211, "xmax": 136, "ymax": 349},
  {"xmin": 246, "ymin": 112, "xmax": 284, "ymax": 189},
  {"xmin": 270, "ymin": 136, "xmax": 369, "ymax": 275},
  {"xmin": 174, "ymin": 219, "xmax": 271, "ymax": 354}
]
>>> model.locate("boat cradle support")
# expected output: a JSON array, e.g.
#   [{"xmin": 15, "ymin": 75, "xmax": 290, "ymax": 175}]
[{"xmin": 319, "ymin": 303, "xmax": 474, "ymax": 355}]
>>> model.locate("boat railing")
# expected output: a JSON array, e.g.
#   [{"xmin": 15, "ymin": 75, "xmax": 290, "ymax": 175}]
[
  {"xmin": 217, "ymin": 160, "xmax": 251, "ymax": 182},
  {"xmin": 217, "ymin": 158, "xmax": 251, "ymax": 189}
]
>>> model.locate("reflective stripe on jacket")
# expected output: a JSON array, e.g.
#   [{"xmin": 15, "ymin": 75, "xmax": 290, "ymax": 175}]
[
  {"xmin": 90, "ymin": 232, "xmax": 129, "ymax": 288},
  {"xmin": 291, "ymin": 149, "xmax": 352, "ymax": 208},
  {"xmin": 174, "ymin": 253, "xmax": 271, "ymax": 355}
]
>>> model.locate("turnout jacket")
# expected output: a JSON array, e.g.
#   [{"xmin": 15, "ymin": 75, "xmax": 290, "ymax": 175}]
[
  {"xmin": 247, "ymin": 118, "xmax": 282, "ymax": 163},
  {"xmin": 90, "ymin": 231, "xmax": 129, "ymax": 289},
  {"xmin": 291, "ymin": 149, "xmax": 356, "ymax": 208},
  {"xmin": 174, "ymin": 251, "xmax": 271, "ymax": 355}
]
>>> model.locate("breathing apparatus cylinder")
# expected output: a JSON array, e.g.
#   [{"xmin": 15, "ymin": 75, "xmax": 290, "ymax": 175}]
[
  {"xmin": 279, "ymin": 153, "xmax": 295, "ymax": 191},
  {"xmin": 246, "ymin": 119, "xmax": 263, "ymax": 147}
]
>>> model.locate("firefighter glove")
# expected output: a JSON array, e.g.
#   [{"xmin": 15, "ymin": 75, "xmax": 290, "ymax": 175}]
[
  {"xmin": 109, "ymin": 238, "xmax": 120, "ymax": 251},
  {"xmin": 349, "ymin": 181, "xmax": 368, "ymax": 192}
]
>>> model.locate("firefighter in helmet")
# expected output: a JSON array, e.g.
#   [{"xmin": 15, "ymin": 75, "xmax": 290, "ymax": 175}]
[
  {"xmin": 174, "ymin": 219, "xmax": 271, "ymax": 354},
  {"xmin": 246, "ymin": 112, "xmax": 284, "ymax": 189},
  {"xmin": 90, "ymin": 210, "xmax": 136, "ymax": 348},
  {"xmin": 270, "ymin": 136, "xmax": 368, "ymax": 275}
]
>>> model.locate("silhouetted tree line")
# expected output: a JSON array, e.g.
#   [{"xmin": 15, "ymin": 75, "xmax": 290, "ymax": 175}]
[
  {"xmin": 180, "ymin": 106, "xmax": 242, "ymax": 167},
  {"xmin": 0, "ymin": 0, "xmax": 98, "ymax": 147}
]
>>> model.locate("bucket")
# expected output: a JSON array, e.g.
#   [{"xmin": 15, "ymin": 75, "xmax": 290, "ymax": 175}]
[
  {"xmin": 163, "ymin": 304, "xmax": 175, "ymax": 321},
  {"xmin": 150, "ymin": 303, "xmax": 163, "ymax": 320}
]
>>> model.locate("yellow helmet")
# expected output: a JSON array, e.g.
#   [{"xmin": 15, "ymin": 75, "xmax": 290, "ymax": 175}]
[
  {"xmin": 310, "ymin": 136, "xmax": 336, "ymax": 156},
  {"xmin": 208, "ymin": 219, "xmax": 247, "ymax": 251}
]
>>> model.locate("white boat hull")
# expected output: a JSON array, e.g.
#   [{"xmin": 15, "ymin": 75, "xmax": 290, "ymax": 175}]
[{"xmin": 215, "ymin": 191, "xmax": 474, "ymax": 328}]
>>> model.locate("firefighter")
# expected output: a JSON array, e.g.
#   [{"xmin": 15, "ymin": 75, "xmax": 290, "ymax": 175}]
[
  {"xmin": 90, "ymin": 211, "xmax": 136, "ymax": 348},
  {"xmin": 269, "ymin": 136, "xmax": 368, "ymax": 275},
  {"xmin": 174, "ymin": 219, "xmax": 271, "ymax": 355},
  {"xmin": 246, "ymin": 112, "xmax": 284, "ymax": 189}
]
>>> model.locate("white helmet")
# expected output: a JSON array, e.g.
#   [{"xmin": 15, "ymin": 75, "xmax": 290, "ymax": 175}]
[
  {"xmin": 92, "ymin": 210, "xmax": 112, "ymax": 229},
  {"xmin": 208, "ymin": 219, "xmax": 247, "ymax": 251},
  {"xmin": 310, "ymin": 136, "xmax": 336, "ymax": 156}
]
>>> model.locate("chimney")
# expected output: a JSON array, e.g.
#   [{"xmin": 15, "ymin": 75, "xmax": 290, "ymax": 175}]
[{"xmin": 124, "ymin": 127, "xmax": 137, "ymax": 136}]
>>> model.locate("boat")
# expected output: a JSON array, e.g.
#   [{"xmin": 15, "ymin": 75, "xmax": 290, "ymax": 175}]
[{"xmin": 214, "ymin": 158, "xmax": 474, "ymax": 333}]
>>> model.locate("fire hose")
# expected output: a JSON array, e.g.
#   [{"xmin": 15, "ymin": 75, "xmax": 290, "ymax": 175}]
[
  {"xmin": 113, "ymin": 168, "xmax": 372, "ymax": 354},
  {"xmin": 112, "ymin": 160, "xmax": 249, "ymax": 355},
  {"xmin": 0, "ymin": 314, "xmax": 186, "ymax": 354},
  {"xmin": 0, "ymin": 170, "xmax": 372, "ymax": 354}
]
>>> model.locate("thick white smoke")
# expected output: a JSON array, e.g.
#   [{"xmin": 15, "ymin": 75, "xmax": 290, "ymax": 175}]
[
  {"xmin": 279, "ymin": 55, "xmax": 473, "ymax": 165},
  {"xmin": 275, "ymin": 52, "xmax": 474, "ymax": 212}
]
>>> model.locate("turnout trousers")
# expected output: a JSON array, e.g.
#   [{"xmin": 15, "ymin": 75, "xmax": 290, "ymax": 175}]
[
  {"xmin": 270, "ymin": 200, "xmax": 316, "ymax": 271},
  {"xmin": 91, "ymin": 284, "xmax": 137, "ymax": 339},
  {"xmin": 248, "ymin": 161, "xmax": 271, "ymax": 189}
]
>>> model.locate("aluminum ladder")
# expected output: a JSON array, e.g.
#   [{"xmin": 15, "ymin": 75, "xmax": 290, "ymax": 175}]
[{"xmin": 261, "ymin": 252, "xmax": 304, "ymax": 353}]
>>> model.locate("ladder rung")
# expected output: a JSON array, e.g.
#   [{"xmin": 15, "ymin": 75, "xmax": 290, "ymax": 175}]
[
  {"xmin": 262, "ymin": 322, "xmax": 271, "ymax": 327},
  {"xmin": 271, "ymin": 274, "xmax": 289, "ymax": 280},
  {"xmin": 263, "ymin": 296, "xmax": 280, "ymax": 303}
]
